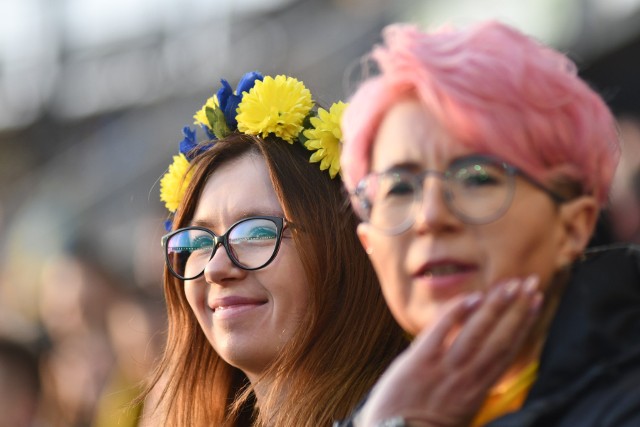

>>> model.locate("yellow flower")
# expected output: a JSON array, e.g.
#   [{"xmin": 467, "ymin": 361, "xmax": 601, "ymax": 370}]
[
  {"xmin": 160, "ymin": 154, "xmax": 193, "ymax": 213},
  {"xmin": 193, "ymin": 95, "xmax": 219, "ymax": 130},
  {"xmin": 303, "ymin": 101, "xmax": 347, "ymax": 178},
  {"xmin": 236, "ymin": 75, "xmax": 313, "ymax": 143}
]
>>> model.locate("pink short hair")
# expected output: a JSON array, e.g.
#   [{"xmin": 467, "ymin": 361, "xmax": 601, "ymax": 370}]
[{"xmin": 341, "ymin": 21, "xmax": 620, "ymax": 205}]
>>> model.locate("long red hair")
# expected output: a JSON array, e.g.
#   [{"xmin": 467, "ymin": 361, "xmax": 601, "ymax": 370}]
[{"xmin": 144, "ymin": 133, "xmax": 407, "ymax": 426}]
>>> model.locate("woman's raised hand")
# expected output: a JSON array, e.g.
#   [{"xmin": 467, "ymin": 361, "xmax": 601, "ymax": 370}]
[{"xmin": 356, "ymin": 276, "xmax": 543, "ymax": 427}]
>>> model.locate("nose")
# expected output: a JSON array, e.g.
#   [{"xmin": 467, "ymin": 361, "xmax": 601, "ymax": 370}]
[
  {"xmin": 413, "ymin": 176, "xmax": 461, "ymax": 233},
  {"xmin": 203, "ymin": 243, "xmax": 246, "ymax": 285}
]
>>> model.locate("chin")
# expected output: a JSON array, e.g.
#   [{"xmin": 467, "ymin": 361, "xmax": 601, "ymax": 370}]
[{"xmin": 406, "ymin": 304, "xmax": 440, "ymax": 335}]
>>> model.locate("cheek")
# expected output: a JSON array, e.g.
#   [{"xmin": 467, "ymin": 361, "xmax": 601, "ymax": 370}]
[
  {"xmin": 282, "ymin": 269, "xmax": 310, "ymax": 316},
  {"xmin": 475, "ymin": 212, "xmax": 561, "ymax": 290},
  {"xmin": 268, "ymin": 249, "xmax": 310, "ymax": 317},
  {"xmin": 183, "ymin": 281, "xmax": 205, "ymax": 318},
  {"xmin": 367, "ymin": 236, "xmax": 411, "ymax": 321}
]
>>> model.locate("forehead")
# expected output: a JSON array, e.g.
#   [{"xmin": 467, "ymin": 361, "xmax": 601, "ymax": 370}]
[
  {"xmin": 192, "ymin": 154, "xmax": 283, "ymax": 227},
  {"xmin": 370, "ymin": 98, "xmax": 471, "ymax": 172}
]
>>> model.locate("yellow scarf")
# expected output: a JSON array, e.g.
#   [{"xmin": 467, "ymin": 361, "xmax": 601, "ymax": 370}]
[{"xmin": 471, "ymin": 361, "xmax": 539, "ymax": 427}]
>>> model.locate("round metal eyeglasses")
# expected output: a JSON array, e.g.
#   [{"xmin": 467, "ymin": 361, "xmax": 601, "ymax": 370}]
[
  {"xmin": 161, "ymin": 216, "xmax": 288, "ymax": 280},
  {"xmin": 351, "ymin": 155, "xmax": 567, "ymax": 235}
]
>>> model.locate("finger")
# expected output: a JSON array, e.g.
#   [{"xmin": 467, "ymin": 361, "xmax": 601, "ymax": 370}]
[
  {"xmin": 425, "ymin": 283, "xmax": 542, "ymax": 413},
  {"xmin": 446, "ymin": 277, "xmax": 528, "ymax": 367},
  {"xmin": 420, "ymin": 280, "xmax": 527, "ymax": 406},
  {"xmin": 451, "ymin": 302, "xmax": 541, "ymax": 411},
  {"xmin": 458, "ymin": 278, "xmax": 542, "ymax": 398},
  {"xmin": 410, "ymin": 292, "xmax": 484, "ymax": 362},
  {"xmin": 472, "ymin": 282, "xmax": 543, "ymax": 381}
]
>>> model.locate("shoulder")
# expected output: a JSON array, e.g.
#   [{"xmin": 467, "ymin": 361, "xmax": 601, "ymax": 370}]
[
  {"xmin": 554, "ymin": 357, "xmax": 640, "ymax": 426},
  {"xmin": 578, "ymin": 243, "xmax": 640, "ymax": 274},
  {"xmin": 569, "ymin": 244, "xmax": 640, "ymax": 300}
]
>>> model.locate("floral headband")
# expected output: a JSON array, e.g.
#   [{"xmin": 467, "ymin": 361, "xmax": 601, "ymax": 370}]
[{"xmin": 159, "ymin": 71, "xmax": 346, "ymax": 230}]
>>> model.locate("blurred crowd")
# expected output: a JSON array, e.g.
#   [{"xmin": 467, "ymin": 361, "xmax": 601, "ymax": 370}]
[
  {"xmin": 0, "ymin": 249, "xmax": 166, "ymax": 427},
  {"xmin": 590, "ymin": 116, "xmax": 640, "ymax": 247},
  {"xmin": 608, "ymin": 116, "xmax": 640, "ymax": 244}
]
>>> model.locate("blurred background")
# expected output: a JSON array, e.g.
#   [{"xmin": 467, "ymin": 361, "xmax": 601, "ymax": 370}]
[{"xmin": 1, "ymin": 0, "xmax": 640, "ymax": 425}]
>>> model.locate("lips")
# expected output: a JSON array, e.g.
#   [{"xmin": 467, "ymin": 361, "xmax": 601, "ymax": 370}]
[
  {"xmin": 412, "ymin": 259, "xmax": 478, "ymax": 297},
  {"xmin": 209, "ymin": 296, "xmax": 267, "ymax": 312},
  {"xmin": 415, "ymin": 261, "xmax": 476, "ymax": 278}
]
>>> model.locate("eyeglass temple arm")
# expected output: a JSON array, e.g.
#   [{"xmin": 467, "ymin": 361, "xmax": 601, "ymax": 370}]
[{"xmin": 511, "ymin": 167, "xmax": 569, "ymax": 203}]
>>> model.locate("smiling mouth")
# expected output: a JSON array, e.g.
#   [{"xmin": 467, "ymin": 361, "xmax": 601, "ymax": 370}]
[{"xmin": 212, "ymin": 301, "xmax": 267, "ymax": 312}]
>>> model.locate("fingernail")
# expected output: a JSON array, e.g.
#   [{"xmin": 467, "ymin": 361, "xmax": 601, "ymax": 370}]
[
  {"xmin": 523, "ymin": 275, "xmax": 540, "ymax": 295},
  {"xmin": 503, "ymin": 279, "xmax": 520, "ymax": 301},
  {"xmin": 464, "ymin": 292, "xmax": 483, "ymax": 309},
  {"xmin": 529, "ymin": 292, "xmax": 544, "ymax": 314}
]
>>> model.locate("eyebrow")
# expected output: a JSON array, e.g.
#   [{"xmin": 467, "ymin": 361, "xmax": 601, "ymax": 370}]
[
  {"xmin": 377, "ymin": 154, "xmax": 496, "ymax": 174},
  {"xmin": 189, "ymin": 219, "xmax": 216, "ymax": 228},
  {"xmin": 379, "ymin": 162, "xmax": 425, "ymax": 174},
  {"xmin": 189, "ymin": 209, "xmax": 285, "ymax": 228}
]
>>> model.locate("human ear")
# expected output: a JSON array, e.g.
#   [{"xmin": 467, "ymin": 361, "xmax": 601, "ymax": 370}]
[
  {"xmin": 356, "ymin": 222, "xmax": 373, "ymax": 255},
  {"xmin": 554, "ymin": 196, "xmax": 599, "ymax": 269}
]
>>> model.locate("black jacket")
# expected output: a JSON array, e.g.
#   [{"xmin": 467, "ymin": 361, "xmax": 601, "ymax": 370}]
[
  {"xmin": 488, "ymin": 245, "xmax": 640, "ymax": 426},
  {"xmin": 336, "ymin": 245, "xmax": 640, "ymax": 426}
]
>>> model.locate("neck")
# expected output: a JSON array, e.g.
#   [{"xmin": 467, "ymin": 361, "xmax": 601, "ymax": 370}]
[
  {"xmin": 246, "ymin": 372, "xmax": 288, "ymax": 425},
  {"xmin": 495, "ymin": 270, "xmax": 569, "ymax": 389},
  {"xmin": 242, "ymin": 368, "xmax": 267, "ymax": 402}
]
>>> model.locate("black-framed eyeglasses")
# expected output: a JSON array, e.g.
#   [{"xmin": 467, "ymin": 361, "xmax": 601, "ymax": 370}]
[
  {"xmin": 351, "ymin": 154, "xmax": 567, "ymax": 235},
  {"xmin": 161, "ymin": 216, "xmax": 288, "ymax": 280}
]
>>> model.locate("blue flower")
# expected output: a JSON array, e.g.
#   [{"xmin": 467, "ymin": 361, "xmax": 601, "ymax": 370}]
[
  {"xmin": 164, "ymin": 218, "xmax": 173, "ymax": 232},
  {"xmin": 216, "ymin": 71, "xmax": 263, "ymax": 129},
  {"xmin": 179, "ymin": 126, "xmax": 214, "ymax": 160},
  {"xmin": 216, "ymin": 80, "xmax": 234, "ymax": 126},
  {"xmin": 178, "ymin": 126, "xmax": 197, "ymax": 158},
  {"xmin": 237, "ymin": 71, "xmax": 263, "ymax": 95}
]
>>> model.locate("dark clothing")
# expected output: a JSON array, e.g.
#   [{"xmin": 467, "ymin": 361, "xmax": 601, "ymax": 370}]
[
  {"xmin": 489, "ymin": 245, "xmax": 640, "ymax": 426},
  {"xmin": 587, "ymin": 210, "xmax": 617, "ymax": 247},
  {"xmin": 336, "ymin": 245, "xmax": 640, "ymax": 427}
]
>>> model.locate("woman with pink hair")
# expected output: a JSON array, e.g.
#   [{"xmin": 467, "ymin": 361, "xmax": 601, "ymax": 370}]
[{"xmin": 337, "ymin": 21, "xmax": 640, "ymax": 426}]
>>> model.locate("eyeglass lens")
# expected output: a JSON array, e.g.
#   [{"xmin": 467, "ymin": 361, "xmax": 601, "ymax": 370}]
[
  {"xmin": 360, "ymin": 158, "xmax": 514, "ymax": 233},
  {"xmin": 165, "ymin": 217, "xmax": 281, "ymax": 279}
]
